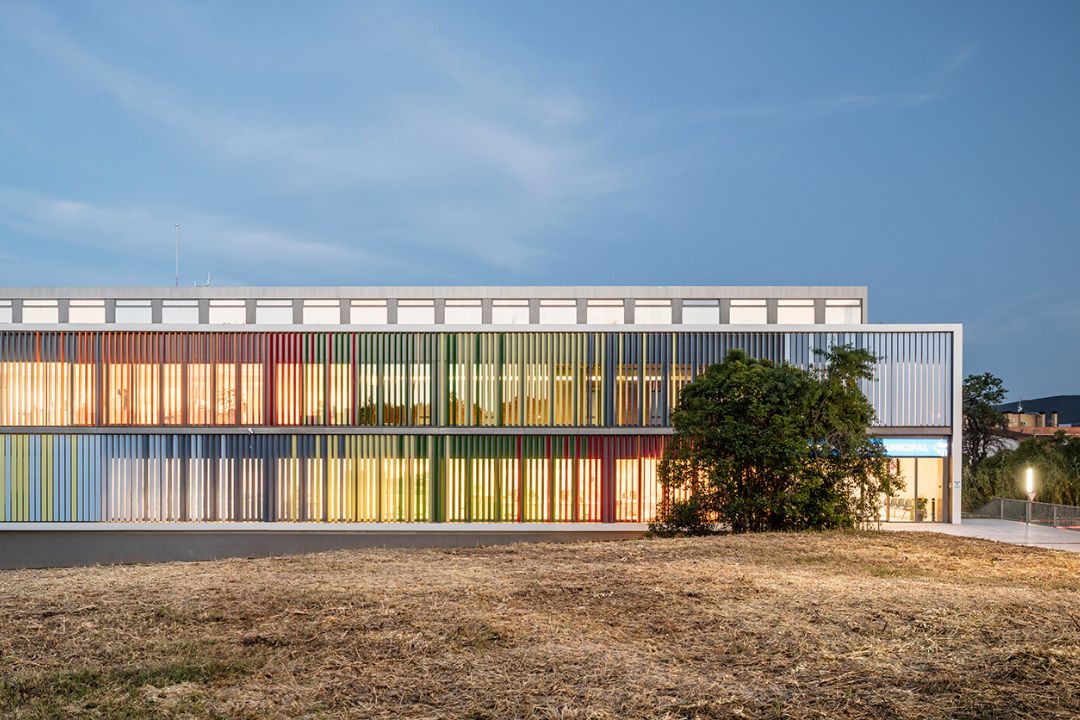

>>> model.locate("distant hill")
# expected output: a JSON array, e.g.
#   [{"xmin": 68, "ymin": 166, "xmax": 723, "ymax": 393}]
[{"xmin": 995, "ymin": 395, "xmax": 1080, "ymax": 426}]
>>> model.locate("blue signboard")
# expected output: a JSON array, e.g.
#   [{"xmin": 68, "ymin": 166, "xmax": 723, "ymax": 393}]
[{"xmin": 878, "ymin": 437, "xmax": 950, "ymax": 458}]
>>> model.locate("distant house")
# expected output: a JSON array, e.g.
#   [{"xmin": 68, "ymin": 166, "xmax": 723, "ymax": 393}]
[
  {"xmin": 991, "ymin": 395, "xmax": 1080, "ymax": 451},
  {"xmin": 995, "ymin": 395, "xmax": 1080, "ymax": 429}
]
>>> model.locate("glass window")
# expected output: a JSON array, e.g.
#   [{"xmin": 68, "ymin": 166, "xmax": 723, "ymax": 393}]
[
  {"xmin": 162, "ymin": 300, "xmax": 199, "ymax": 324},
  {"xmin": 539, "ymin": 300, "xmax": 576, "ymax": 324},
  {"xmin": 302, "ymin": 300, "xmax": 339, "ymax": 325},
  {"xmin": 634, "ymin": 299, "xmax": 672, "ymax": 324},
  {"xmin": 22, "ymin": 300, "xmax": 59, "ymax": 324},
  {"xmin": 114, "ymin": 300, "xmax": 152, "ymax": 324},
  {"xmin": 730, "ymin": 299, "xmax": 767, "ymax": 324},
  {"xmin": 397, "ymin": 300, "xmax": 435, "ymax": 325},
  {"xmin": 444, "ymin": 299, "xmax": 482, "ymax": 324},
  {"xmin": 68, "ymin": 300, "xmax": 105, "ymax": 324},
  {"xmin": 350, "ymin": 300, "xmax": 387, "ymax": 325},
  {"xmin": 682, "ymin": 300, "xmax": 719, "ymax": 324},
  {"xmin": 777, "ymin": 299, "xmax": 815, "ymax": 324},
  {"xmin": 587, "ymin": 300, "xmax": 624, "ymax": 324},
  {"xmin": 209, "ymin": 300, "xmax": 246, "ymax": 325},
  {"xmin": 492, "ymin": 300, "xmax": 529, "ymax": 325},
  {"xmin": 825, "ymin": 299, "xmax": 862, "ymax": 324},
  {"xmin": 917, "ymin": 457, "xmax": 945, "ymax": 522},
  {"xmin": 255, "ymin": 300, "xmax": 293, "ymax": 324},
  {"xmin": 0, "ymin": 301, "xmax": 11, "ymax": 324}
]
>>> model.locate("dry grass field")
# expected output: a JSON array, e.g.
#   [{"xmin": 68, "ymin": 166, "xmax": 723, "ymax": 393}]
[{"xmin": 1, "ymin": 532, "xmax": 1079, "ymax": 719}]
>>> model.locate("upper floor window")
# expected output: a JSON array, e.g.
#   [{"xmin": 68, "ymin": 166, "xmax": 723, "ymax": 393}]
[
  {"xmin": 825, "ymin": 299, "xmax": 862, "ymax": 324},
  {"xmin": 587, "ymin": 300, "xmax": 624, "ymax": 325},
  {"xmin": 208, "ymin": 299, "xmax": 246, "ymax": 325},
  {"xmin": 444, "ymin": 299, "xmax": 482, "ymax": 324},
  {"xmin": 492, "ymin": 299, "xmax": 529, "ymax": 325},
  {"xmin": 256, "ymin": 299, "xmax": 293, "ymax": 324},
  {"xmin": 69, "ymin": 299, "xmax": 106, "ymax": 324},
  {"xmin": 302, "ymin": 299, "xmax": 339, "ymax": 325},
  {"xmin": 162, "ymin": 299, "xmax": 199, "ymax": 324},
  {"xmin": 634, "ymin": 299, "xmax": 672, "ymax": 324},
  {"xmin": 0, "ymin": 301, "xmax": 11, "ymax": 324},
  {"xmin": 350, "ymin": 300, "xmax": 387, "ymax": 325},
  {"xmin": 23, "ymin": 299, "xmax": 59, "ymax": 324},
  {"xmin": 539, "ymin": 299, "xmax": 576, "ymax": 324},
  {"xmin": 777, "ymin": 299, "xmax": 815, "ymax": 324},
  {"xmin": 682, "ymin": 299, "xmax": 719, "ymax": 324},
  {"xmin": 730, "ymin": 299, "xmax": 767, "ymax": 325},
  {"xmin": 398, "ymin": 299, "xmax": 435, "ymax": 325},
  {"xmin": 115, "ymin": 300, "xmax": 152, "ymax": 324}
]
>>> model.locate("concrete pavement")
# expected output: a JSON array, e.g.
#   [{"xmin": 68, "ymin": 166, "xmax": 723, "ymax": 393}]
[{"xmin": 883, "ymin": 518, "xmax": 1080, "ymax": 553}]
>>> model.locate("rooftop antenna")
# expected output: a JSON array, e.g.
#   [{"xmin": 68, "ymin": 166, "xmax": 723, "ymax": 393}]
[
  {"xmin": 206, "ymin": 271, "xmax": 211, "ymax": 287},
  {"xmin": 174, "ymin": 223, "xmax": 179, "ymax": 287}
]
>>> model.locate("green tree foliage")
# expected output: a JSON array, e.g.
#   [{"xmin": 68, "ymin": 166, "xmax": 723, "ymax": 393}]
[
  {"xmin": 651, "ymin": 347, "xmax": 900, "ymax": 535},
  {"xmin": 964, "ymin": 431, "xmax": 1080, "ymax": 511},
  {"xmin": 962, "ymin": 373, "xmax": 1007, "ymax": 472}
]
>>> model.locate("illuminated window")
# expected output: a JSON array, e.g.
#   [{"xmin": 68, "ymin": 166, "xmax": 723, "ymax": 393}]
[
  {"xmin": 825, "ymin": 299, "xmax": 862, "ymax": 324},
  {"xmin": 586, "ymin": 300, "xmax": 624, "ymax": 324},
  {"xmin": 492, "ymin": 299, "xmax": 529, "ymax": 324},
  {"xmin": 163, "ymin": 363, "xmax": 183, "ymax": 424},
  {"xmin": 274, "ymin": 362, "xmax": 301, "ymax": 425},
  {"xmin": 239, "ymin": 364, "xmax": 264, "ymax": 424},
  {"xmin": 615, "ymin": 360, "xmax": 640, "ymax": 426},
  {"xmin": 577, "ymin": 455, "xmax": 603, "ymax": 521},
  {"xmin": 0, "ymin": 361, "xmax": 73, "ymax": 425},
  {"xmin": 329, "ymin": 362, "xmax": 352, "ymax": 424},
  {"xmin": 304, "ymin": 362, "xmax": 325, "ymax": 423},
  {"xmin": 615, "ymin": 458, "xmax": 640, "ymax": 521},
  {"xmin": 106, "ymin": 363, "xmax": 160, "ymax": 424},
  {"xmin": 215, "ymin": 364, "xmax": 238, "ymax": 424},
  {"xmin": 69, "ymin": 300, "xmax": 106, "ymax": 324},
  {"xmin": 539, "ymin": 300, "xmax": 576, "ymax": 324},
  {"xmin": 682, "ymin": 300, "xmax": 719, "ymax": 324},
  {"xmin": 777, "ymin": 299, "xmax": 815, "ymax": 324},
  {"xmin": 0, "ymin": 300, "xmax": 11, "ymax": 323},
  {"xmin": 730, "ymin": 299, "xmax": 767, "ymax": 324}
]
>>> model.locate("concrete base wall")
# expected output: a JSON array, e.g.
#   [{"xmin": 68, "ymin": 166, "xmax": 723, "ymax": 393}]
[{"xmin": 0, "ymin": 524, "xmax": 649, "ymax": 569}]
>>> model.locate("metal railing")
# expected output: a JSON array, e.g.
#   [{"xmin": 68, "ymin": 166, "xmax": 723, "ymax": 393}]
[{"xmin": 968, "ymin": 497, "xmax": 1080, "ymax": 529}]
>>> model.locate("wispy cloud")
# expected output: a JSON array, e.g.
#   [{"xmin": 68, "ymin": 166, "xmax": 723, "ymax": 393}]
[
  {"xmin": 701, "ymin": 45, "xmax": 978, "ymax": 125},
  {"xmin": 0, "ymin": 186, "xmax": 395, "ymax": 282},
  {"xmin": 1, "ymin": 2, "xmax": 623, "ymax": 270}
]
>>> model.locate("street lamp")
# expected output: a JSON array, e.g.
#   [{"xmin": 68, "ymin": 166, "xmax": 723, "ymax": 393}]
[{"xmin": 1025, "ymin": 467, "xmax": 1036, "ymax": 525}]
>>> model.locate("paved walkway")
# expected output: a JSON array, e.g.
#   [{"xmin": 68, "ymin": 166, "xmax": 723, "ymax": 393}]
[{"xmin": 883, "ymin": 518, "xmax": 1080, "ymax": 553}]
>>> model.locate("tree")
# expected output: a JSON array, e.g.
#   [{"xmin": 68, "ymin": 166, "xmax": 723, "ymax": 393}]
[
  {"xmin": 962, "ymin": 373, "xmax": 1007, "ymax": 472},
  {"xmin": 965, "ymin": 431, "xmax": 1080, "ymax": 511},
  {"xmin": 651, "ymin": 346, "xmax": 900, "ymax": 535}
]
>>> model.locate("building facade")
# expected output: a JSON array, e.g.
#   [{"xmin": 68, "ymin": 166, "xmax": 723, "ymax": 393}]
[{"xmin": 0, "ymin": 286, "xmax": 961, "ymax": 563}]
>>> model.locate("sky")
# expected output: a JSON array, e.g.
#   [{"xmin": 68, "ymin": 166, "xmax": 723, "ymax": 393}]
[{"xmin": 1, "ymin": 1, "xmax": 1078, "ymax": 401}]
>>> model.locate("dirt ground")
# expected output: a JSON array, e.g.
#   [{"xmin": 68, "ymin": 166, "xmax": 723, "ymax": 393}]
[{"xmin": 1, "ymin": 531, "xmax": 1078, "ymax": 719}]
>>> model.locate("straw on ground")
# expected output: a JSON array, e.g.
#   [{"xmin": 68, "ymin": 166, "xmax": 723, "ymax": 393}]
[{"xmin": 2, "ymin": 532, "xmax": 1079, "ymax": 719}]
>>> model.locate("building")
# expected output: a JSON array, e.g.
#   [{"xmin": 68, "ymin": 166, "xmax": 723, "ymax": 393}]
[
  {"xmin": 0, "ymin": 286, "xmax": 962, "ymax": 566},
  {"xmin": 997, "ymin": 395, "xmax": 1080, "ymax": 429}
]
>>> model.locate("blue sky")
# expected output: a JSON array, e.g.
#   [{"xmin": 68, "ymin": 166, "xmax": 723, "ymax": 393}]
[{"xmin": 1, "ymin": 1, "xmax": 1078, "ymax": 401}]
